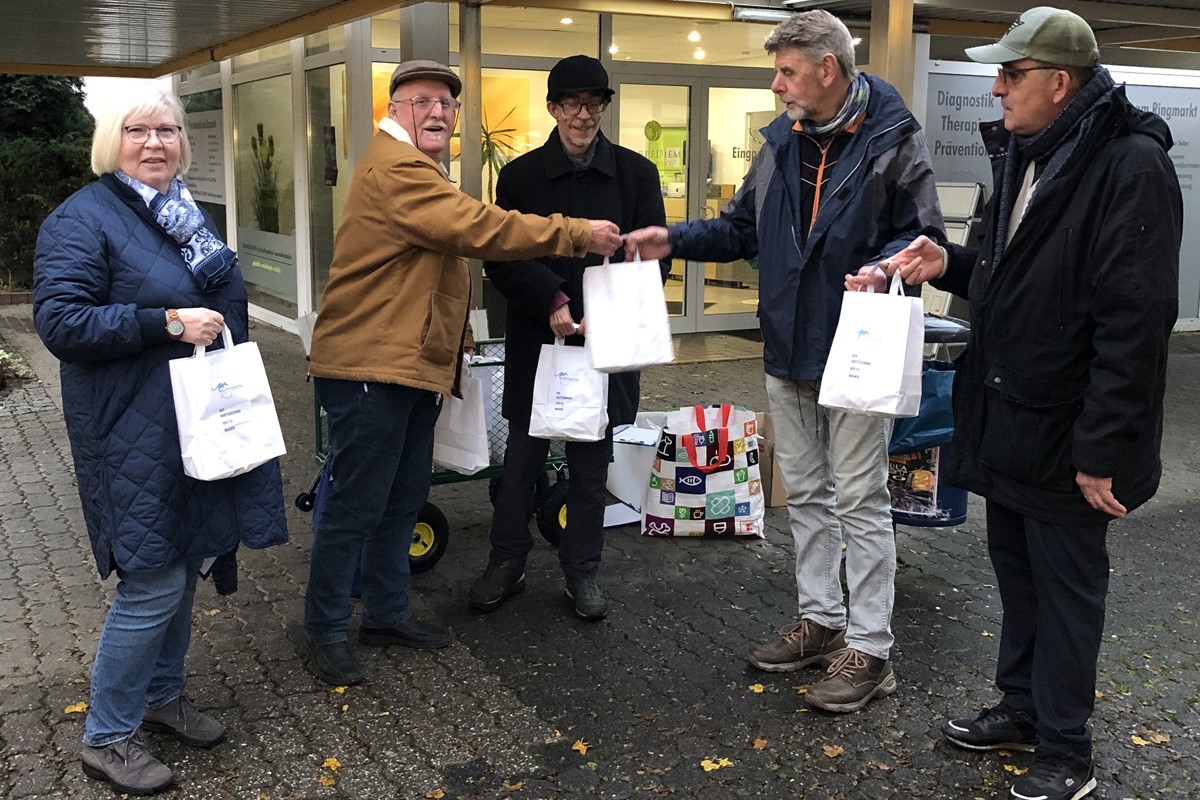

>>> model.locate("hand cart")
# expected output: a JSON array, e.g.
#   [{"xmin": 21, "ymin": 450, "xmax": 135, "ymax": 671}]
[{"xmin": 294, "ymin": 338, "xmax": 570, "ymax": 575}]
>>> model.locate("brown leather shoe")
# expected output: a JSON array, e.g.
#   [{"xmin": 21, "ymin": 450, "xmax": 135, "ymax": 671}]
[
  {"xmin": 804, "ymin": 648, "xmax": 896, "ymax": 713},
  {"xmin": 747, "ymin": 618, "xmax": 847, "ymax": 672}
]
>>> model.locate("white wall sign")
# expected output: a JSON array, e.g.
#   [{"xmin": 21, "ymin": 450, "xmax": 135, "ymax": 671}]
[{"xmin": 185, "ymin": 109, "xmax": 226, "ymax": 204}]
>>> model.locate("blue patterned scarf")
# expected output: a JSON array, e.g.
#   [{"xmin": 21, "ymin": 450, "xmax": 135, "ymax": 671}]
[
  {"xmin": 115, "ymin": 171, "xmax": 236, "ymax": 292},
  {"xmin": 800, "ymin": 73, "xmax": 870, "ymax": 137}
]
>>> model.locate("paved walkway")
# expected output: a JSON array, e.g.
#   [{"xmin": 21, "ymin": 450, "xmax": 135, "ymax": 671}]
[{"xmin": 0, "ymin": 304, "xmax": 1197, "ymax": 799}]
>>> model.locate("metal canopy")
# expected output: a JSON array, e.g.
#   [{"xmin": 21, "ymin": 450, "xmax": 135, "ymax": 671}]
[{"xmin": 2, "ymin": 0, "xmax": 1200, "ymax": 77}]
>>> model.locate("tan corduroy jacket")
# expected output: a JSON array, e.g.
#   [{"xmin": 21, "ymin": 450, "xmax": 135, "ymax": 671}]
[{"xmin": 309, "ymin": 118, "xmax": 593, "ymax": 397}]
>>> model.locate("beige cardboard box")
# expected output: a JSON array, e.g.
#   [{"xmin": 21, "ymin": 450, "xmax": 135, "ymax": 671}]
[{"xmin": 755, "ymin": 412, "xmax": 787, "ymax": 509}]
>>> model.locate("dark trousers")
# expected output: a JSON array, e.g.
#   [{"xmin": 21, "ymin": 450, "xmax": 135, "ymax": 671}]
[
  {"xmin": 986, "ymin": 499, "xmax": 1110, "ymax": 759},
  {"xmin": 305, "ymin": 378, "xmax": 441, "ymax": 644},
  {"xmin": 489, "ymin": 419, "xmax": 612, "ymax": 579}
]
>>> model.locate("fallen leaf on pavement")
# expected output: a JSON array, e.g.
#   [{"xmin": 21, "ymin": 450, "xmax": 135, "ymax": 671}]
[
  {"xmin": 981, "ymin": 630, "xmax": 993, "ymax": 637},
  {"xmin": 64, "ymin": 702, "xmax": 88, "ymax": 714},
  {"xmin": 752, "ymin": 738, "xmax": 768, "ymax": 750},
  {"xmin": 1131, "ymin": 735, "xmax": 1150, "ymax": 746},
  {"xmin": 700, "ymin": 757, "xmax": 733, "ymax": 771},
  {"xmin": 748, "ymin": 684, "xmax": 765, "ymax": 693},
  {"xmin": 822, "ymin": 745, "xmax": 844, "ymax": 758},
  {"xmin": 317, "ymin": 775, "xmax": 335, "ymax": 787},
  {"xmin": 1003, "ymin": 764, "xmax": 1027, "ymax": 775},
  {"xmin": 572, "ymin": 739, "xmax": 589, "ymax": 755},
  {"xmin": 332, "ymin": 686, "xmax": 346, "ymax": 694},
  {"xmin": 425, "ymin": 790, "xmax": 445, "ymax": 799},
  {"xmin": 322, "ymin": 757, "xmax": 341, "ymax": 771},
  {"xmin": 501, "ymin": 779, "xmax": 525, "ymax": 790},
  {"xmin": 1147, "ymin": 731, "xmax": 1171, "ymax": 744},
  {"xmin": 203, "ymin": 608, "xmax": 220, "ymax": 616}
]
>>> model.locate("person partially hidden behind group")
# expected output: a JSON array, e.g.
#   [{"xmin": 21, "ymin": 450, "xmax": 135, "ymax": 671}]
[{"xmin": 33, "ymin": 87, "xmax": 288, "ymax": 795}]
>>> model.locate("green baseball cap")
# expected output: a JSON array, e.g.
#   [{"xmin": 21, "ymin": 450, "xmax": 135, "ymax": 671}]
[{"xmin": 965, "ymin": 7, "xmax": 1099, "ymax": 68}]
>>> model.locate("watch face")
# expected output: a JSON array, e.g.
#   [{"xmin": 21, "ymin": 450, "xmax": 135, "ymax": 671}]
[{"xmin": 168, "ymin": 319, "xmax": 185, "ymax": 336}]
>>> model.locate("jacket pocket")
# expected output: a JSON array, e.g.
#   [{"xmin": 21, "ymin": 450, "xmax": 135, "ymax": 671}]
[
  {"xmin": 417, "ymin": 290, "xmax": 468, "ymax": 369},
  {"xmin": 977, "ymin": 361, "xmax": 1085, "ymax": 491}
]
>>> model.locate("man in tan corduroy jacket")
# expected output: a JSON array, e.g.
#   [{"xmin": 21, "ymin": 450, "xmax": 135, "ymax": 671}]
[{"xmin": 303, "ymin": 60, "xmax": 622, "ymax": 686}]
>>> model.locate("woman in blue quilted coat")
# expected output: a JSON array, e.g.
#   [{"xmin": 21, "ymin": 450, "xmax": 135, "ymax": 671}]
[{"xmin": 32, "ymin": 87, "xmax": 287, "ymax": 795}]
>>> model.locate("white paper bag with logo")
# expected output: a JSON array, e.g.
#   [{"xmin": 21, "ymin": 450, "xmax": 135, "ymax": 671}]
[
  {"xmin": 433, "ymin": 358, "xmax": 490, "ymax": 475},
  {"xmin": 583, "ymin": 254, "xmax": 674, "ymax": 373},
  {"xmin": 169, "ymin": 327, "xmax": 287, "ymax": 481},
  {"xmin": 818, "ymin": 275, "xmax": 924, "ymax": 418},
  {"xmin": 529, "ymin": 339, "xmax": 609, "ymax": 442}
]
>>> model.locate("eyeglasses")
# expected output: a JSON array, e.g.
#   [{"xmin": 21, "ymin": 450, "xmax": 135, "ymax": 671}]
[
  {"xmin": 556, "ymin": 98, "xmax": 609, "ymax": 116},
  {"xmin": 123, "ymin": 125, "xmax": 182, "ymax": 144},
  {"xmin": 996, "ymin": 65, "xmax": 1065, "ymax": 85},
  {"xmin": 393, "ymin": 97, "xmax": 461, "ymax": 113}
]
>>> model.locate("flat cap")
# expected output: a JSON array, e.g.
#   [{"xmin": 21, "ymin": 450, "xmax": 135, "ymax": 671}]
[{"xmin": 389, "ymin": 60, "xmax": 462, "ymax": 98}]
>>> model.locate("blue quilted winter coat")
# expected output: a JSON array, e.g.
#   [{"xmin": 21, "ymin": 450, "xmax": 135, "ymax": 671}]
[{"xmin": 33, "ymin": 174, "xmax": 288, "ymax": 578}]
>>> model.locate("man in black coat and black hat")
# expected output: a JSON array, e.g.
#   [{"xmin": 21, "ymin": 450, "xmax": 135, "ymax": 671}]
[{"xmin": 468, "ymin": 54, "xmax": 668, "ymax": 621}]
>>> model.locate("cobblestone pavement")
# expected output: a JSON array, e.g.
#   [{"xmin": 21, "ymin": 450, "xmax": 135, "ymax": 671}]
[{"xmin": 1, "ymin": 304, "xmax": 1197, "ymax": 800}]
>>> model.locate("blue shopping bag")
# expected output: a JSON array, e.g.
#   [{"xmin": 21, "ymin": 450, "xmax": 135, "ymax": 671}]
[{"xmin": 889, "ymin": 360, "xmax": 955, "ymax": 455}]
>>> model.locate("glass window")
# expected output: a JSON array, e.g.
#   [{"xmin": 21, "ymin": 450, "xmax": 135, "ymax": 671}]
[
  {"xmin": 372, "ymin": 10, "xmax": 401, "ymax": 50},
  {"xmin": 450, "ymin": 6, "xmax": 599, "ymax": 59},
  {"xmin": 232, "ymin": 74, "xmax": 297, "ymax": 317},
  {"xmin": 446, "ymin": 68, "xmax": 549, "ymax": 203},
  {"xmin": 181, "ymin": 90, "xmax": 227, "ymax": 242},
  {"xmin": 371, "ymin": 62, "xmax": 399, "ymax": 126},
  {"xmin": 232, "ymin": 42, "xmax": 291, "ymax": 73},
  {"xmin": 306, "ymin": 64, "xmax": 350, "ymax": 306},
  {"xmin": 305, "ymin": 24, "xmax": 346, "ymax": 56},
  {"xmin": 611, "ymin": 17, "xmax": 775, "ymax": 67},
  {"xmin": 178, "ymin": 62, "xmax": 220, "ymax": 86}
]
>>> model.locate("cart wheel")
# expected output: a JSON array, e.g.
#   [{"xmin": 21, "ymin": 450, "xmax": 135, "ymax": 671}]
[
  {"xmin": 535, "ymin": 480, "xmax": 570, "ymax": 546},
  {"xmin": 489, "ymin": 473, "xmax": 551, "ymax": 520},
  {"xmin": 294, "ymin": 491, "xmax": 315, "ymax": 513},
  {"xmin": 410, "ymin": 502, "xmax": 449, "ymax": 574}
]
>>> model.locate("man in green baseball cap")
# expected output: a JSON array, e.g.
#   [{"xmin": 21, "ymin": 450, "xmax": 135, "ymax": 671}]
[{"xmin": 848, "ymin": 7, "xmax": 1183, "ymax": 800}]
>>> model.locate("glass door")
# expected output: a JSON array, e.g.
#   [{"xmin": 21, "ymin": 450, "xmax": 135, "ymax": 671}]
[
  {"xmin": 613, "ymin": 81, "xmax": 693, "ymax": 329},
  {"xmin": 614, "ymin": 76, "xmax": 781, "ymax": 333}
]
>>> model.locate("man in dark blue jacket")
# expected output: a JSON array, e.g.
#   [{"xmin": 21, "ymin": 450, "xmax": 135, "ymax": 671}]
[
  {"xmin": 864, "ymin": 8, "xmax": 1182, "ymax": 800},
  {"xmin": 628, "ymin": 10, "xmax": 943, "ymax": 712},
  {"xmin": 468, "ymin": 56, "xmax": 667, "ymax": 621}
]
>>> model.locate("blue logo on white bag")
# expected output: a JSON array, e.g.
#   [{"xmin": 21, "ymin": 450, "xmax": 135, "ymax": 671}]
[
  {"xmin": 555, "ymin": 371, "xmax": 578, "ymax": 385},
  {"xmin": 212, "ymin": 381, "xmax": 243, "ymax": 399}
]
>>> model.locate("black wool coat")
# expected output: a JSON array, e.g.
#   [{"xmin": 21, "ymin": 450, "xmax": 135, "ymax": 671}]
[
  {"xmin": 485, "ymin": 128, "xmax": 669, "ymax": 427},
  {"xmin": 934, "ymin": 87, "xmax": 1182, "ymax": 524}
]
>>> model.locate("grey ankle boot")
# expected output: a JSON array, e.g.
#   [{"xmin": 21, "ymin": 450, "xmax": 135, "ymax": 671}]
[{"xmin": 80, "ymin": 732, "xmax": 174, "ymax": 795}]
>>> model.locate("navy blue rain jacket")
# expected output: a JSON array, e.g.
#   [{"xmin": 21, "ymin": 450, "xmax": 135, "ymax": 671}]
[
  {"xmin": 33, "ymin": 174, "xmax": 288, "ymax": 578},
  {"xmin": 668, "ymin": 74, "xmax": 944, "ymax": 381}
]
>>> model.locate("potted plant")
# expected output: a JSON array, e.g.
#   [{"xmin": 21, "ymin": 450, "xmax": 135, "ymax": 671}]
[
  {"xmin": 249, "ymin": 122, "xmax": 280, "ymax": 233},
  {"xmin": 454, "ymin": 108, "xmax": 517, "ymax": 203}
]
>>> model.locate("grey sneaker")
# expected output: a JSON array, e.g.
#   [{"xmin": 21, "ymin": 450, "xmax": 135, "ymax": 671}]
[
  {"xmin": 142, "ymin": 695, "xmax": 225, "ymax": 748},
  {"xmin": 747, "ymin": 618, "xmax": 847, "ymax": 672},
  {"xmin": 81, "ymin": 732, "xmax": 174, "ymax": 795},
  {"xmin": 564, "ymin": 576, "xmax": 608, "ymax": 621},
  {"xmin": 804, "ymin": 648, "xmax": 897, "ymax": 713}
]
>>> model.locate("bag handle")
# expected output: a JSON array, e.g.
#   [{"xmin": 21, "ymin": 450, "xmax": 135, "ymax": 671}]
[
  {"xmin": 681, "ymin": 404, "xmax": 733, "ymax": 473},
  {"xmin": 191, "ymin": 326, "xmax": 235, "ymax": 359}
]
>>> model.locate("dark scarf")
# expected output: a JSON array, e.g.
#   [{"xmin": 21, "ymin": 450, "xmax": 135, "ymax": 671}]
[{"xmin": 992, "ymin": 66, "xmax": 1116, "ymax": 270}]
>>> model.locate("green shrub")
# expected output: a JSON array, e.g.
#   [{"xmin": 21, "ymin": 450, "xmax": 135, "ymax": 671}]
[{"xmin": 0, "ymin": 136, "xmax": 93, "ymax": 289}]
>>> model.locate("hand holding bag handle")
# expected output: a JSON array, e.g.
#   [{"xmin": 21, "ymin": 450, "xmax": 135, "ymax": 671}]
[
  {"xmin": 190, "ymin": 325, "xmax": 235, "ymax": 358},
  {"xmin": 681, "ymin": 404, "xmax": 733, "ymax": 473}
]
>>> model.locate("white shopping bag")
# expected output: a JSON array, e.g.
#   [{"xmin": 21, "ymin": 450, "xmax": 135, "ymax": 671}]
[
  {"xmin": 529, "ymin": 339, "xmax": 609, "ymax": 442},
  {"xmin": 169, "ymin": 327, "xmax": 287, "ymax": 481},
  {"xmin": 583, "ymin": 254, "xmax": 674, "ymax": 373},
  {"xmin": 433, "ymin": 359, "xmax": 490, "ymax": 475},
  {"xmin": 818, "ymin": 275, "xmax": 924, "ymax": 418}
]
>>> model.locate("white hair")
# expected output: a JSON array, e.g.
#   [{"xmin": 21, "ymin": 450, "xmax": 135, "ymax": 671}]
[{"xmin": 90, "ymin": 86, "xmax": 190, "ymax": 177}]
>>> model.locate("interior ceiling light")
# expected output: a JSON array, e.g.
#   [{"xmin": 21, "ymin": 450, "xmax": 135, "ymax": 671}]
[
  {"xmin": 609, "ymin": 44, "xmax": 619, "ymax": 54},
  {"xmin": 560, "ymin": 17, "xmax": 573, "ymax": 25},
  {"xmin": 694, "ymin": 47, "xmax": 706, "ymax": 60},
  {"xmin": 731, "ymin": 7, "xmax": 793, "ymax": 23},
  {"xmin": 688, "ymin": 30, "xmax": 701, "ymax": 42},
  {"xmin": 851, "ymin": 36, "xmax": 862, "ymax": 45}
]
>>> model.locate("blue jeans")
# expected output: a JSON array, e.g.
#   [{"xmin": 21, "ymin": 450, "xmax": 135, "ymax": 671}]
[
  {"xmin": 84, "ymin": 560, "xmax": 200, "ymax": 746},
  {"xmin": 766, "ymin": 374, "xmax": 896, "ymax": 660},
  {"xmin": 305, "ymin": 378, "xmax": 441, "ymax": 645}
]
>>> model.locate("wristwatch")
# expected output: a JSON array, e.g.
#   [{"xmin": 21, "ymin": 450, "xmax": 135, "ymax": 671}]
[{"xmin": 166, "ymin": 309, "xmax": 185, "ymax": 340}]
